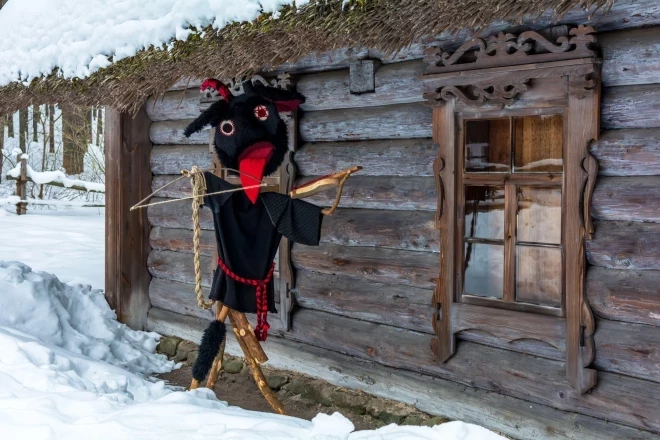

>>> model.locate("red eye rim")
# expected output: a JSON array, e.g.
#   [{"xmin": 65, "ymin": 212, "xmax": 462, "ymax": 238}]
[
  {"xmin": 254, "ymin": 105, "xmax": 269, "ymax": 121},
  {"xmin": 219, "ymin": 120, "xmax": 235, "ymax": 136}
]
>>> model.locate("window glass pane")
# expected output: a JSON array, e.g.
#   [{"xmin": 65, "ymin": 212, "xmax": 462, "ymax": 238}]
[
  {"xmin": 513, "ymin": 115, "xmax": 563, "ymax": 173},
  {"xmin": 465, "ymin": 119, "xmax": 511, "ymax": 173},
  {"xmin": 517, "ymin": 186, "xmax": 562, "ymax": 244},
  {"xmin": 516, "ymin": 246, "xmax": 562, "ymax": 307},
  {"xmin": 463, "ymin": 243, "xmax": 504, "ymax": 299},
  {"xmin": 464, "ymin": 186, "xmax": 505, "ymax": 240}
]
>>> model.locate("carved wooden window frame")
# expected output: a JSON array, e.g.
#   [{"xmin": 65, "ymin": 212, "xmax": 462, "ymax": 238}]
[{"xmin": 423, "ymin": 25, "xmax": 600, "ymax": 393}]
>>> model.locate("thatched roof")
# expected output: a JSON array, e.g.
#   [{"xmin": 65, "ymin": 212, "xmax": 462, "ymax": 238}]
[{"xmin": 0, "ymin": 0, "xmax": 615, "ymax": 115}]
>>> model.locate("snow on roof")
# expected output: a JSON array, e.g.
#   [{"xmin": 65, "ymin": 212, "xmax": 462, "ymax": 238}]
[{"xmin": 0, "ymin": 0, "xmax": 302, "ymax": 87}]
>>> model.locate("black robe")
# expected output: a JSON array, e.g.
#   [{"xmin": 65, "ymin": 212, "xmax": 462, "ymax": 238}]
[{"xmin": 202, "ymin": 171, "xmax": 323, "ymax": 313}]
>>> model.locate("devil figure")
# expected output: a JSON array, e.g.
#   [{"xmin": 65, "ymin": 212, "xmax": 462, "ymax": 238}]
[{"xmin": 183, "ymin": 78, "xmax": 353, "ymax": 385}]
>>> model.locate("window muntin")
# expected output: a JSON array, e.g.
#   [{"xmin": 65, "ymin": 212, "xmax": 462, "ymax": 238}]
[{"xmin": 460, "ymin": 115, "xmax": 564, "ymax": 314}]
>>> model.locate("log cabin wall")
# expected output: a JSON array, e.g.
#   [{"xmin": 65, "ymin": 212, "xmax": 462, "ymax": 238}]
[{"xmin": 144, "ymin": 22, "xmax": 660, "ymax": 440}]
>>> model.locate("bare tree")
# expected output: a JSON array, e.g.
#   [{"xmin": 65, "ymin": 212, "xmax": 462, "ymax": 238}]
[
  {"xmin": 0, "ymin": 115, "xmax": 4, "ymax": 183},
  {"xmin": 48, "ymin": 105, "xmax": 55, "ymax": 153},
  {"xmin": 62, "ymin": 104, "xmax": 88, "ymax": 175},
  {"xmin": 32, "ymin": 105, "xmax": 40, "ymax": 142},
  {"xmin": 96, "ymin": 107, "xmax": 103, "ymax": 145},
  {"xmin": 19, "ymin": 108, "xmax": 27, "ymax": 152},
  {"xmin": 6, "ymin": 113, "xmax": 14, "ymax": 138}
]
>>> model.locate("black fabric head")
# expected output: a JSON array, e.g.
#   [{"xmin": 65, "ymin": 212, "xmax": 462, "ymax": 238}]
[{"xmin": 184, "ymin": 79, "xmax": 305, "ymax": 180}]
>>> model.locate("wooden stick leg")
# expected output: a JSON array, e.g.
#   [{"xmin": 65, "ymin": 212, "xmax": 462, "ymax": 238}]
[
  {"xmin": 205, "ymin": 337, "xmax": 226, "ymax": 390},
  {"xmin": 229, "ymin": 314, "xmax": 285, "ymax": 415},
  {"xmin": 229, "ymin": 310, "xmax": 268, "ymax": 364},
  {"xmin": 190, "ymin": 305, "xmax": 230, "ymax": 390}
]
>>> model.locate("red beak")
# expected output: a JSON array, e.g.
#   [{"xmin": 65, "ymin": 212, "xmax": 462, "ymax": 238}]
[{"xmin": 238, "ymin": 142, "xmax": 274, "ymax": 203}]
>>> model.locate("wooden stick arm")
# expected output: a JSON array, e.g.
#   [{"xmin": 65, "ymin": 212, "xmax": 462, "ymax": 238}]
[
  {"xmin": 289, "ymin": 166, "xmax": 362, "ymax": 199},
  {"xmin": 289, "ymin": 166, "xmax": 361, "ymax": 216}
]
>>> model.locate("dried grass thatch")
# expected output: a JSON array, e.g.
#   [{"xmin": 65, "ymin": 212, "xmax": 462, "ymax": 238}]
[{"xmin": 0, "ymin": 0, "xmax": 614, "ymax": 115}]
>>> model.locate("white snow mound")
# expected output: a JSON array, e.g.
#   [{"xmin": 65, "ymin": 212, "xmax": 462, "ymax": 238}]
[{"xmin": 0, "ymin": 261, "xmax": 173, "ymax": 375}]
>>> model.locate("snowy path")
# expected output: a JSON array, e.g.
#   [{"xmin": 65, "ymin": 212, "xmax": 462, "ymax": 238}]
[{"xmin": 0, "ymin": 208, "xmax": 104, "ymax": 288}]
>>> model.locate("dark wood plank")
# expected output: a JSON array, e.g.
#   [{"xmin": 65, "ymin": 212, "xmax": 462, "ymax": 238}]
[
  {"xmin": 149, "ymin": 277, "xmax": 213, "ymax": 321},
  {"xmin": 321, "ymin": 209, "xmax": 438, "ymax": 252},
  {"xmin": 298, "ymin": 176, "xmax": 436, "ymax": 211},
  {"xmin": 147, "ymin": 197, "xmax": 214, "ymax": 230},
  {"xmin": 104, "ymin": 104, "xmax": 152, "ymax": 331},
  {"xmin": 148, "ymin": 249, "xmax": 214, "ymax": 287},
  {"xmin": 587, "ymin": 221, "xmax": 660, "ymax": 270},
  {"xmin": 150, "ymin": 226, "xmax": 216, "ymax": 256},
  {"xmin": 148, "ymin": 306, "xmax": 660, "ymax": 440},
  {"xmin": 292, "ymin": 243, "xmax": 439, "ymax": 289},
  {"xmin": 285, "ymin": 309, "xmax": 660, "ymax": 433},
  {"xmin": 295, "ymin": 270, "xmax": 434, "ymax": 334},
  {"xmin": 593, "ymin": 318, "xmax": 660, "ymax": 383},
  {"xmin": 150, "ymin": 119, "xmax": 208, "ymax": 145},
  {"xmin": 587, "ymin": 267, "xmax": 660, "ymax": 326},
  {"xmin": 300, "ymin": 103, "xmax": 432, "ymax": 142},
  {"xmin": 590, "ymin": 129, "xmax": 660, "ymax": 177},
  {"xmin": 295, "ymin": 138, "xmax": 436, "ymax": 177},
  {"xmin": 151, "ymin": 145, "xmax": 213, "ymax": 175},
  {"xmin": 297, "ymin": 60, "xmax": 425, "ymax": 112},
  {"xmin": 592, "ymin": 176, "xmax": 660, "ymax": 222},
  {"xmin": 600, "ymin": 27, "xmax": 660, "ymax": 87},
  {"xmin": 152, "ymin": 175, "xmax": 194, "ymax": 198},
  {"xmin": 601, "ymin": 84, "xmax": 660, "ymax": 129}
]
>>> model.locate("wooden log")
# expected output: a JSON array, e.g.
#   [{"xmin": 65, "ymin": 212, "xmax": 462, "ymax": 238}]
[
  {"xmin": 147, "ymin": 88, "xmax": 202, "ymax": 121},
  {"xmin": 587, "ymin": 221, "xmax": 660, "ymax": 270},
  {"xmin": 298, "ymin": 176, "xmax": 436, "ymax": 211},
  {"xmin": 292, "ymin": 243, "xmax": 439, "ymax": 289},
  {"xmin": 295, "ymin": 138, "xmax": 436, "ymax": 177},
  {"xmin": 147, "ymin": 197, "xmax": 214, "ymax": 230},
  {"xmin": 148, "ymin": 307, "xmax": 660, "ymax": 440},
  {"xmin": 592, "ymin": 176, "xmax": 660, "ymax": 222},
  {"xmin": 284, "ymin": 309, "xmax": 660, "ymax": 433},
  {"xmin": 152, "ymin": 175, "xmax": 194, "ymax": 198},
  {"xmin": 295, "ymin": 270, "xmax": 434, "ymax": 334},
  {"xmin": 149, "ymin": 277, "xmax": 214, "ymax": 321},
  {"xmin": 600, "ymin": 27, "xmax": 660, "ymax": 87},
  {"xmin": 229, "ymin": 310, "xmax": 268, "ymax": 364},
  {"xmin": 321, "ymin": 208, "xmax": 439, "ymax": 252},
  {"xmin": 300, "ymin": 103, "xmax": 432, "ymax": 142},
  {"xmin": 593, "ymin": 318, "xmax": 660, "ymax": 383},
  {"xmin": 150, "ymin": 120, "xmax": 209, "ymax": 145},
  {"xmin": 148, "ymin": 249, "xmax": 214, "ymax": 288},
  {"xmin": 297, "ymin": 60, "xmax": 425, "ymax": 112},
  {"xmin": 151, "ymin": 145, "xmax": 213, "ymax": 174},
  {"xmin": 601, "ymin": 84, "xmax": 660, "ymax": 130},
  {"xmin": 590, "ymin": 129, "xmax": 660, "ymax": 176},
  {"xmin": 587, "ymin": 267, "xmax": 660, "ymax": 327},
  {"xmin": 150, "ymin": 227, "xmax": 216, "ymax": 256}
]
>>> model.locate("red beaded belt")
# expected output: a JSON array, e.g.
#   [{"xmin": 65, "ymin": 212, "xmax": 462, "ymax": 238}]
[{"xmin": 217, "ymin": 257, "xmax": 276, "ymax": 341}]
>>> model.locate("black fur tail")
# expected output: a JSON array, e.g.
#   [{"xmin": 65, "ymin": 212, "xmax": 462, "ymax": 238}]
[
  {"xmin": 183, "ymin": 100, "xmax": 226, "ymax": 137},
  {"xmin": 192, "ymin": 320, "xmax": 226, "ymax": 382}
]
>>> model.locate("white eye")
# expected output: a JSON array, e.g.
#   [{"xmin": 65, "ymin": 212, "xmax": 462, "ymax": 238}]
[
  {"xmin": 219, "ymin": 120, "xmax": 235, "ymax": 136},
  {"xmin": 254, "ymin": 105, "xmax": 269, "ymax": 121}
]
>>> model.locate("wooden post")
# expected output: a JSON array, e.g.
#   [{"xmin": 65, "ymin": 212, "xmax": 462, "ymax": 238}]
[
  {"xmin": 105, "ymin": 105, "xmax": 152, "ymax": 330},
  {"xmin": 15, "ymin": 153, "xmax": 27, "ymax": 215}
]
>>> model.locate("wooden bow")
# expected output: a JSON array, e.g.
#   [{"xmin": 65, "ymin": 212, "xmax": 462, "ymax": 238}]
[{"xmin": 290, "ymin": 166, "xmax": 362, "ymax": 215}]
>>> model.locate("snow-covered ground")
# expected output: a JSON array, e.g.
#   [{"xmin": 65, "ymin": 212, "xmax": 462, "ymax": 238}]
[
  {"xmin": 0, "ymin": 208, "xmax": 104, "ymax": 288},
  {"xmin": 0, "ymin": 210, "xmax": 504, "ymax": 439}
]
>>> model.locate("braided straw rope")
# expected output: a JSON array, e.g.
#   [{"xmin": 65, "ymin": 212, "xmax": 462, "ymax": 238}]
[{"xmin": 189, "ymin": 166, "xmax": 215, "ymax": 310}]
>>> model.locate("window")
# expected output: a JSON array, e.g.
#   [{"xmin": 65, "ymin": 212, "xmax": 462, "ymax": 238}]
[
  {"xmin": 460, "ymin": 115, "xmax": 564, "ymax": 315},
  {"xmin": 424, "ymin": 25, "xmax": 600, "ymax": 394}
]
